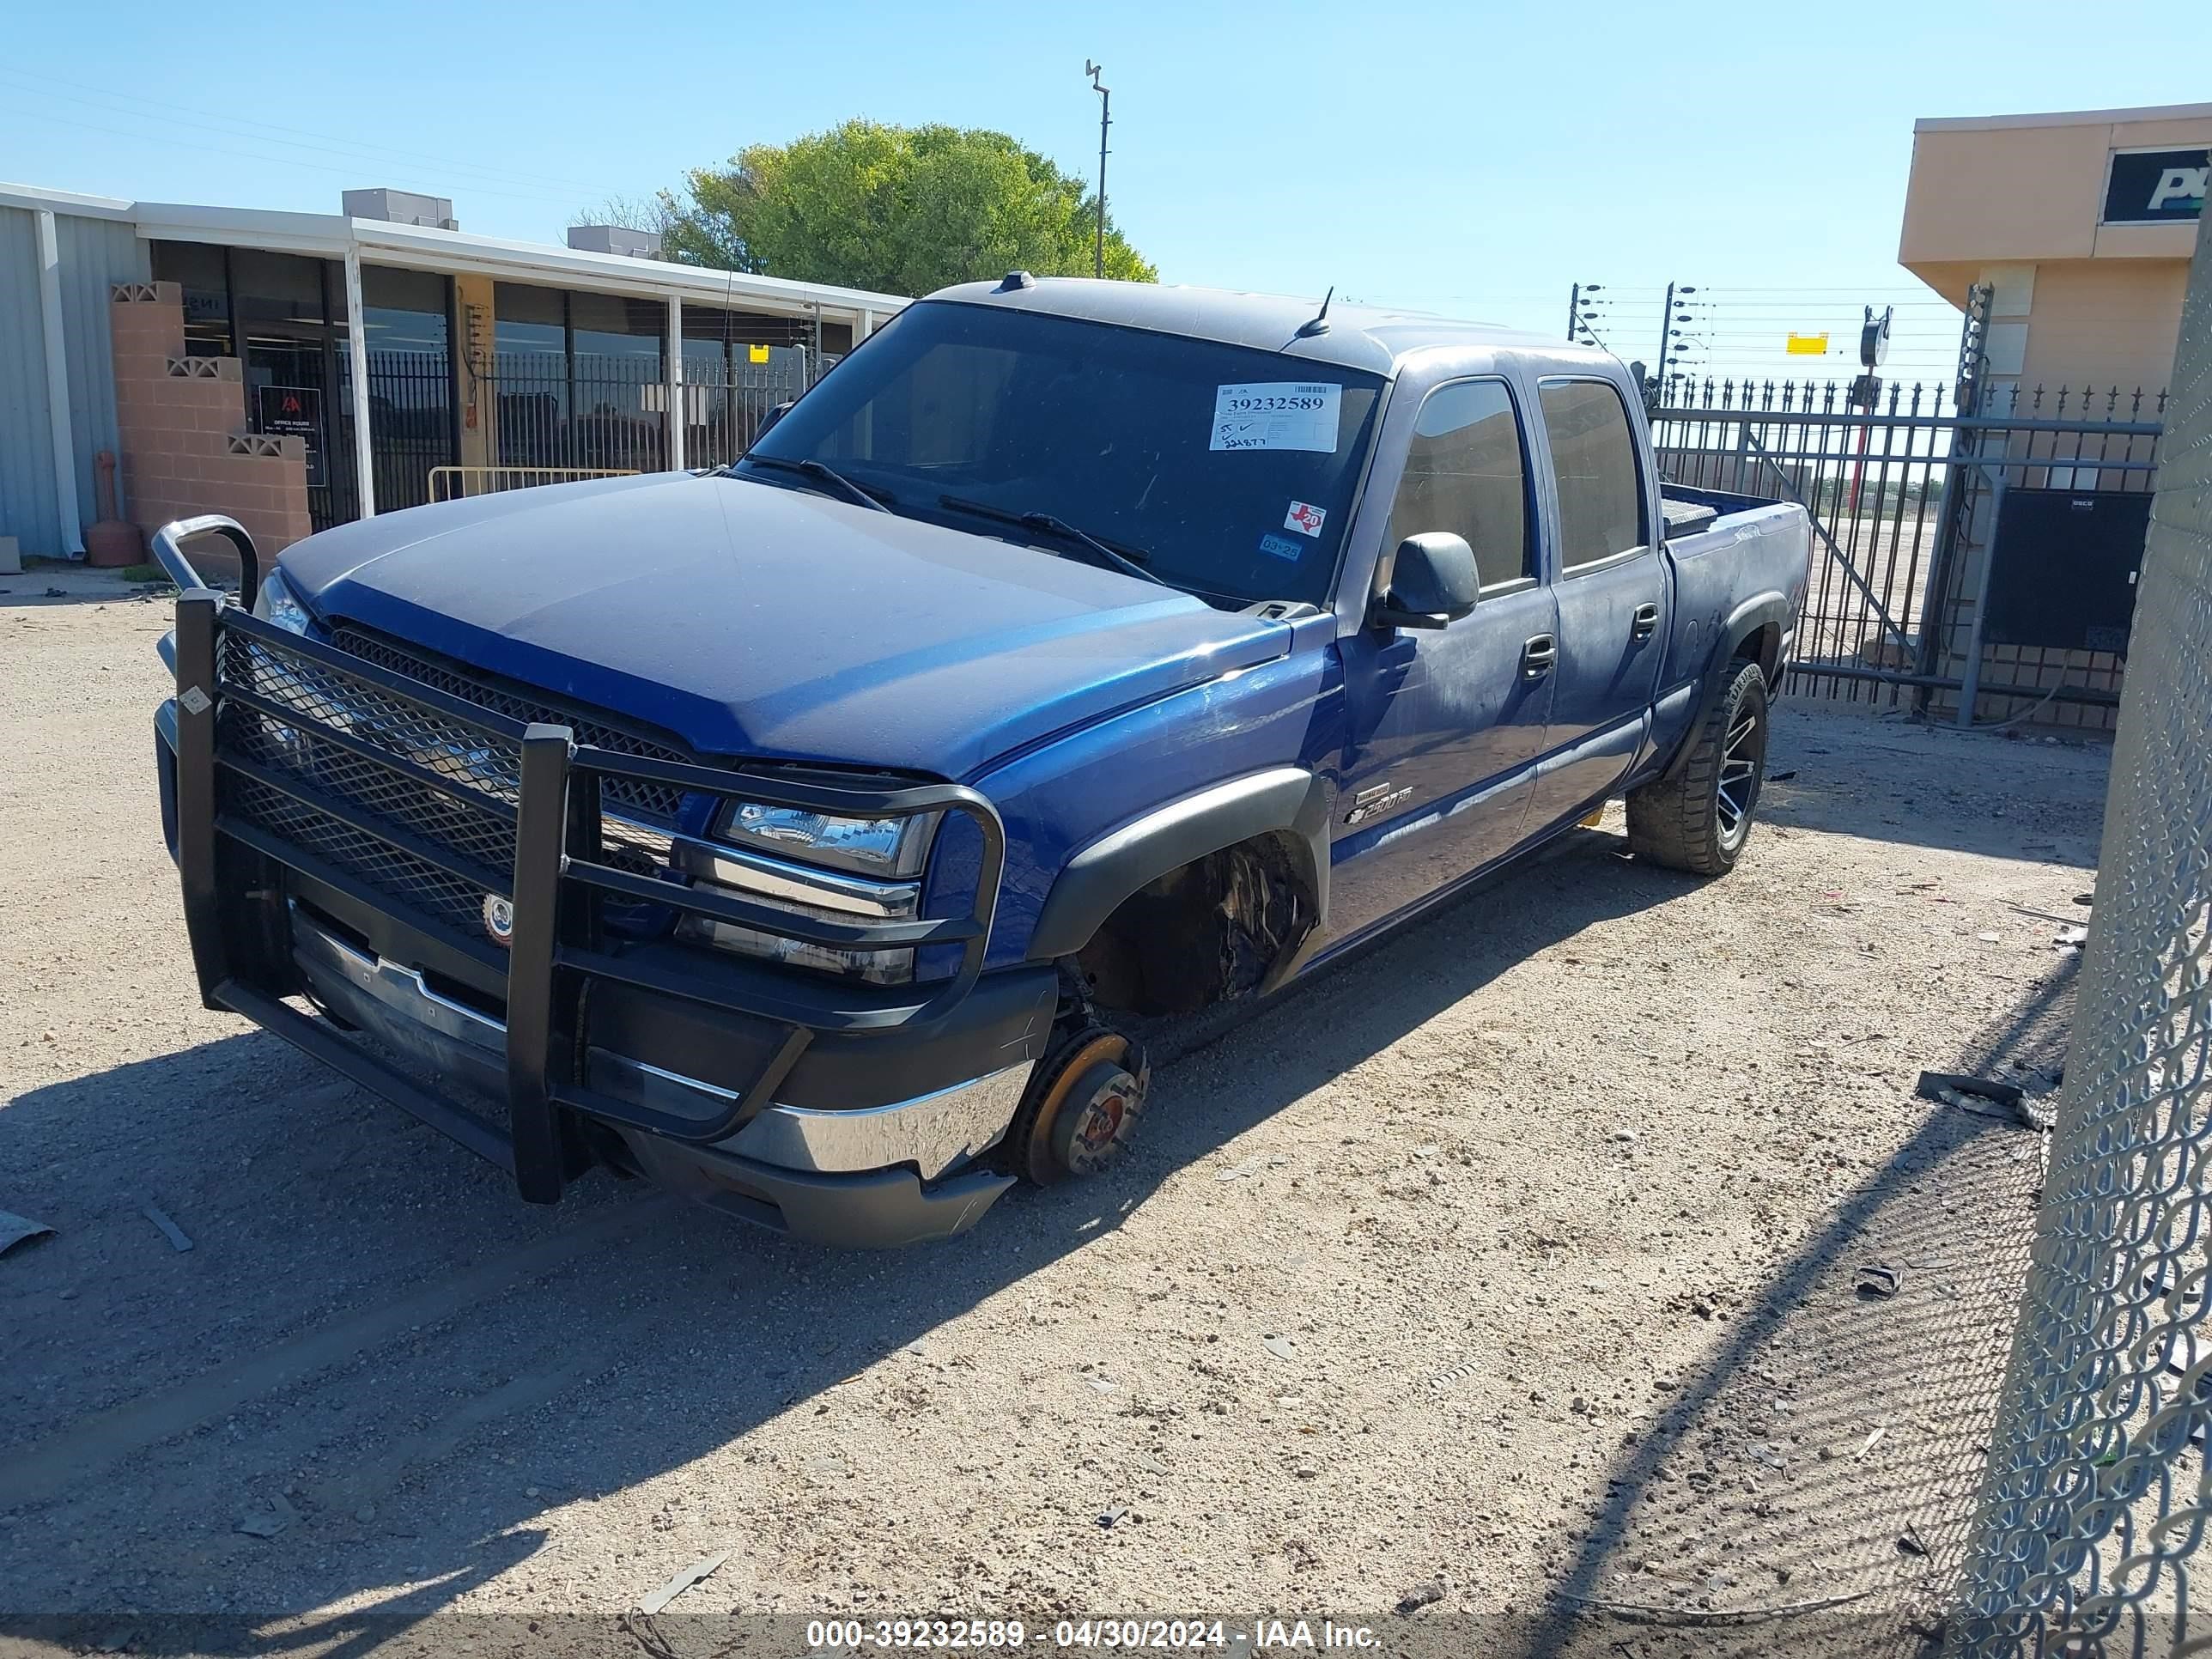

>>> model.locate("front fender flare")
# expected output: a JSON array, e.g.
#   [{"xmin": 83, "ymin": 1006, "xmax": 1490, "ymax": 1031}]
[{"xmin": 1025, "ymin": 768, "xmax": 1334, "ymax": 981}]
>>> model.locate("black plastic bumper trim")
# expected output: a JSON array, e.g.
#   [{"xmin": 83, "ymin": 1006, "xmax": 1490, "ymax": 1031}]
[{"xmin": 616, "ymin": 1130, "xmax": 1015, "ymax": 1249}]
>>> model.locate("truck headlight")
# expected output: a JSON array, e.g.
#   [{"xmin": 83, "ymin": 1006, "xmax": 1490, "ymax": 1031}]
[
  {"xmin": 714, "ymin": 799, "xmax": 939, "ymax": 878},
  {"xmin": 252, "ymin": 570, "xmax": 313, "ymax": 635},
  {"xmin": 673, "ymin": 787, "xmax": 941, "ymax": 983}
]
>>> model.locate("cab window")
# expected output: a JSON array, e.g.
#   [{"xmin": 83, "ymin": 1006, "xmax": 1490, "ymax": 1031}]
[
  {"xmin": 1538, "ymin": 379, "xmax": 1648, "ymax": 573},
  {"xmin": 1381, "ymin": 379, "xmax": 1533, "ymax": 591}
]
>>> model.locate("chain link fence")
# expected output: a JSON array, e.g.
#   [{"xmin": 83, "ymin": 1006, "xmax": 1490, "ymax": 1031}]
[{"xmin": 1950, "ymin": 211, "xmax": 2212, "ymax": 1656}]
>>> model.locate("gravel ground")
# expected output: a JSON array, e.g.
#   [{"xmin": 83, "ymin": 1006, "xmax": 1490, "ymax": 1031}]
[{"xmin": 0, "ymin": 578, "xmax": 2111, "ymax": 1656}]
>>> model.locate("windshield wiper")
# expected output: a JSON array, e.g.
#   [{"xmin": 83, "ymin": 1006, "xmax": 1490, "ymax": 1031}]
[
  {"xmin": 936, "ymin": 495, "xmax": 1164, "ymax": 586},
  {"xmin": 741, "ymin": 455, "xmax": 892, "ymax": 514}
]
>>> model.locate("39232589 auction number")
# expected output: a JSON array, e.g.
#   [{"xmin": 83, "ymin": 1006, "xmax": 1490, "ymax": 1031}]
[{"xmin": 1217, "ymin": 392, "xmax": 1327, "ymax": 414}]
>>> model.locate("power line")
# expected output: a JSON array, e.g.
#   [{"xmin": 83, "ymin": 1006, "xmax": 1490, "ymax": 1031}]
[
  {"xmin": 0, "ymin": 70, "xmax": 632, "ymax": 206},
  {"xmin": 1, "ymin": 106, "xmax": 604, "ymax": 210}
]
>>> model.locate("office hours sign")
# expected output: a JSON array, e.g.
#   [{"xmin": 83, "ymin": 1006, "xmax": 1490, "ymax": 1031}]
[{"xmin": 258, "ymin": 384, "xmax": 325, "ymax": 487}]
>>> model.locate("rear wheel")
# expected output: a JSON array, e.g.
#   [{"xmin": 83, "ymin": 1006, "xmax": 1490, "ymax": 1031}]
[{"xmin": 1626, "ymin": 658, "xmax": 1770, "ymax": 876}]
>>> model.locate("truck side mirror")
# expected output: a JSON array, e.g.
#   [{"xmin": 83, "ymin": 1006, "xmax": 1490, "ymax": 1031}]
[
  {"xmin": 750, "ymin": 401, "xmax": 793, "ymax": 446},
  {"xmin": 1371, "ymin": 532, "xmax": 1480, "ymax": 631}
]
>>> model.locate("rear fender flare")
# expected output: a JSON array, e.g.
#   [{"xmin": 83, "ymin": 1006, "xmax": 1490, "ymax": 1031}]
[
  {"xmin": 1026, "ymin": 768, "xmax": 1334, "ymax": 990},
  {"xmin": 1661, "ymin": 592, "xmax": 1790, "ymax": 781}
]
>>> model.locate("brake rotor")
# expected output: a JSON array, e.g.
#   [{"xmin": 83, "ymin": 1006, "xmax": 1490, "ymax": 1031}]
[{"xmin": 1012, "ymin": 1027, "xmax": 1149, "ymax": 1185}]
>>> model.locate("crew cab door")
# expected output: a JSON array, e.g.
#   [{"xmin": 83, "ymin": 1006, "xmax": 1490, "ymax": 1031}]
[
  {"xmin": 1523, "ymin": 377, "xmax": 1667, "ymax": 830},
  {"xmin": 1324, "ymin": 377, "xmax": 1557, "ymax": 945}
]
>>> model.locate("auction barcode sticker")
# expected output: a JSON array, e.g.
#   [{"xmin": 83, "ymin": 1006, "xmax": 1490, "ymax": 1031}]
[{"xmin": 1211, "ymin": 382, "xmax": 1341, "ymax": 453}]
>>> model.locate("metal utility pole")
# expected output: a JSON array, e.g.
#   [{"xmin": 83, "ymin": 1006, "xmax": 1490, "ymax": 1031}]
[{"xmin": 1085, "ymin": 60, "xmax": 1110, "ymax": 279}]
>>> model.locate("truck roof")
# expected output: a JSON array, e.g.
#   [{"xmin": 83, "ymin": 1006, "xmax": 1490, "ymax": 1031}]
[{"xmin": 927, "ymin": 276, "xmax": 1585, "ymax": 376}]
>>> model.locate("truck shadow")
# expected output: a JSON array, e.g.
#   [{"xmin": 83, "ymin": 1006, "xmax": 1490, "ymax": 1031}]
[{"xmin": 0, "ymin": 828, "xmax": 1691, "ymax": 1646}]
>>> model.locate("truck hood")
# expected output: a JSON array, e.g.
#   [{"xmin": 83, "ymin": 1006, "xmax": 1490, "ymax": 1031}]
[{"xmin": 279, "ymin": 473, "xmax": 1292, "ymax": 779}]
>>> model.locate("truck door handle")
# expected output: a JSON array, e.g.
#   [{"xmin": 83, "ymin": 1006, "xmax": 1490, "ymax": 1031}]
[
  {"xmin": 1521, "ymin": 634, "xmax": 1557, "ymax": 679},
  {"xmin": 1632, "ymin": 603, "xmax": 1660, "ymax": 641}
]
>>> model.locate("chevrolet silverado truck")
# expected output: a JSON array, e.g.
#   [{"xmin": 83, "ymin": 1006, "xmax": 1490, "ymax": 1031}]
[{"xmin": 151, "ymin": 277, "xmax": 1811, "ymax": 1248}]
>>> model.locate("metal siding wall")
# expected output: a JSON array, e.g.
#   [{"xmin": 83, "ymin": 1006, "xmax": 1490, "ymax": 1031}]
[
  {"xmin": 0, "ymin": 205, "xmax": 61, "ymax": 556},
  {"xmin": 57, "ymin": 214, "xmax": 148, "ymax": 526}
]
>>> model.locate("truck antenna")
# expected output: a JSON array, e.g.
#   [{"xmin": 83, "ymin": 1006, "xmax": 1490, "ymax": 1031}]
[{"xmin": 1297, "ymin": 287, "xmax": 1335, "ymax": 337}]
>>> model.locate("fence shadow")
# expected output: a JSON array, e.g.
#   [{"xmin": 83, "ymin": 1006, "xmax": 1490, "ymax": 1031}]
[{"xmin": 1521, "ymin": 955, "xmax": 2074, "ymax": 1657}]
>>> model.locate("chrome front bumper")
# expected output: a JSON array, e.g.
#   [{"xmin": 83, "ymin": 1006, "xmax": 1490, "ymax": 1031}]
[{"xmin": 290, "ymin": 908, "xmax": 1031, "ymax": 1186}]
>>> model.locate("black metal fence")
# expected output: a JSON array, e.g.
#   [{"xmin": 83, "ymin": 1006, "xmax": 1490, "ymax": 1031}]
[
  {"xmin": 478, "ymin": 351, "xmax": 670, "ymax": 475},
  {"xmin": 681, "ymin": 346, "xmax": 817, "ymax": 470},
  {"xmin": 322, "ymin": 350, "xmax": 459, "ymax": 529},
  {"xmin": 471, "ymin": 349, "xmax": 817, "ymax": 477},
  {"xmin": 311, "ymin": 347, "xmax": 827, "ymax": 529},
  {"xmin": 1651, "ymin": 378, "xmax": 2167, "ymax": 729}
]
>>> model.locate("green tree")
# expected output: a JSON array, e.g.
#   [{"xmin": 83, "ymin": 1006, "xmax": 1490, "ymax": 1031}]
[{"xmin": 658, "ymin": 118, "xmax": 1155, "ymax": 295}]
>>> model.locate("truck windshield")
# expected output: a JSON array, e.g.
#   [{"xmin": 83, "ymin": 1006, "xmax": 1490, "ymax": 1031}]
[{"xmin": 740, "ymin": 301, "xmax": 1386, "ymax": 608}]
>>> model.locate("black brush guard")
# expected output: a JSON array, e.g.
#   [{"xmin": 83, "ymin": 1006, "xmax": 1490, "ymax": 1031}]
[{"xmin": 159, "ymin": 520, "xmax": 1005, "ymax": 1205}]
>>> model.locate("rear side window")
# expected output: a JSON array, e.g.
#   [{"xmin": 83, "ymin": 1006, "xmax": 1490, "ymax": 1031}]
[
  {"xmin": 1539, "ymin": 380, "xmax": 1647, "ymax": 572},
  {"xmin": 1382, "ymin": 379, "xmax": 1532, "ymax": 589}
]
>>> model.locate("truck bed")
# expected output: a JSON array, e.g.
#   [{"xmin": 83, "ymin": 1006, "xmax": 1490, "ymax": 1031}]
[{"xmin": 1639, "ymin": 487, "xmax": 1814, "ymax": 774}]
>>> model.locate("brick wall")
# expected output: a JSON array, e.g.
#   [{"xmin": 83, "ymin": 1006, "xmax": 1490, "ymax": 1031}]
[{"xmin": 110, "ymin": 282, "xmax": 312, "ymax": 576}]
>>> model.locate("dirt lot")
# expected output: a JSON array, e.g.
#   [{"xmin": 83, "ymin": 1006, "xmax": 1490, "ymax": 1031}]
[{"xmin": 0, "ymin": 574, "xmax": 2109, "ymax": 1656}]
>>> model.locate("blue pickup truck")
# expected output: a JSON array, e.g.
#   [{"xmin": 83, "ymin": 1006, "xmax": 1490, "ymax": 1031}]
[{"xmin": 152, "ymin": 278, "xmax": 1809, "ymax": 1248}]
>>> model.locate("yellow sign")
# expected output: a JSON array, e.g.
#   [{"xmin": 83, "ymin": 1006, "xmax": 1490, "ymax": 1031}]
[
  {"xmin": 1786, "ymin": 333, "xmax": 1830, "ymax": 356},
  {"xmin": 747, "ymin": 343, "xmax": 771, "ymax": 364}
]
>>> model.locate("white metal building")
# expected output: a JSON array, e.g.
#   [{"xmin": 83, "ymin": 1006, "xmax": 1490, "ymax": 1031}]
[{"xmin": 0, "ymin": 180, "xmax": 908, "ymax": 558}]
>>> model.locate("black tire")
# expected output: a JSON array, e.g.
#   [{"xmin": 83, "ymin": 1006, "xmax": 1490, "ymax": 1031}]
[{"xmin": 1626, "ymin": 658, "xmax": 1771, "ymax": 877}]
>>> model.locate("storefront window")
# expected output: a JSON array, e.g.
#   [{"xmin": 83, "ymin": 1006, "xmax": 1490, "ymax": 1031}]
[
  {"xmin": 569, "ymin": 292, "xmax": 663, "ymax": 366},
  {"xmin": 357, "ymin": 266, "xmax": 455, "ymax": 512},
  {"xmin": 362, "ymin": 265, "xmax": 449, "ymax": 354},
  {"xmin": 492, "ymin": 281, "xmax": 566, "ymax": 356},
  {"xmin": 149, "ymin": 240, "xmax": 234, "ymax": 356}
]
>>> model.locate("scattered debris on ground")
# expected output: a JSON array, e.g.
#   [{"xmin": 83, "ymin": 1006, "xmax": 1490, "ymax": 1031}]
[
  {"xmin": 0, "ymin": 1209, "xmax": 55, "ymax": 1257},
  {"xmin": 635, "ymin": 1553, "xmax": 726, "ymax": 1614},
  {"xmin": 141, "ymin": 1203, "xmax": 193, "ymax": 1253}
]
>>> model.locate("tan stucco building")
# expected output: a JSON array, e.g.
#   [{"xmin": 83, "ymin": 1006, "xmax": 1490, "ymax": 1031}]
[{"xmin": 1901, "ymin": 103, "xmax": 2209, "ymax": 398}]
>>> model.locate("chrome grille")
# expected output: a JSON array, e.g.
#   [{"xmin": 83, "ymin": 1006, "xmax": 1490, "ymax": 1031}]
[
  {"xmin": 225, "ymin": 774, "xmax": 493, "ymax": 936},
  {"xmin": 223, "ymin": 631, "xmax": 523, "ymax": 801},
  {"xmin": 331, "ymin": 626, "xmax": 689, "ymax": 822},
  {"xmin": 217, "ymin": 625, "xmax": 703, "ymax": 943}
]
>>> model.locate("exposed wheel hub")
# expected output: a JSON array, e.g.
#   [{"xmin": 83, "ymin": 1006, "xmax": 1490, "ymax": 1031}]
[
  {"xmin": 1011, "ymin": 1028, "xmax": 1149, "ymax": 1185},
  {"xmin": 1052, "ymin": 1059, "xmax": 1144, "ymax": 1176}
]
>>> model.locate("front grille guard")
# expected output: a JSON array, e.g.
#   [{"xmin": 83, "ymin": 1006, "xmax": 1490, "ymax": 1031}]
[{"xmin": 167, "ymin": 550, "xmax": 1006, "ymax": 1206}]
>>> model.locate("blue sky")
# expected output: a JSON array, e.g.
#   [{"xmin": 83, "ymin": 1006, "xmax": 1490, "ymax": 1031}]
[{"xmin": 2, "ymin": 0, "xmax": 2198, "ymax": 385}]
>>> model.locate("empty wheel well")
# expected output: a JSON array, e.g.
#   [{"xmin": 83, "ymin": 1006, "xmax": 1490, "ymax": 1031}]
[
  {"xmin": 1072, "ymin": 833, "xmax": 1317, "ymax": 1018},
  {"xmin": 1736, "ymin": 621, "xmax": 1782, "ymax": 685}
]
